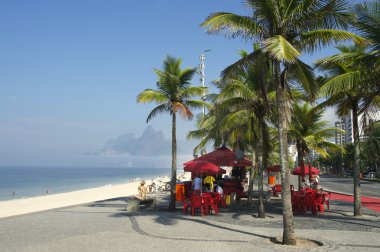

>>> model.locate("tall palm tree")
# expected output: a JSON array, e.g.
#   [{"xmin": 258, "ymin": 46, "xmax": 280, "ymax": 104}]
[
  {"xmin": 137, "ymin": 55, "xmax": 207, "ymax": 210},
  {"xmin": 201, "ymin": 0, "xmax": 362, "ymax": 244},
  {"xmin": 218, "ymin": 49, "xmax": 276, "ymax": 217},
  {"xmin": 352, "ymin": 1, "xmax": 380, "ymax": 87},
  {"xmin": 289, "ymin": 103, "xmax": 344, "ymax": 189},
  {"xmin": 362, "ymin": 121, "xmax": 380, "ymax": 176},
  {"xmin": 316, "ymin": 44, "xmax": 379, "ymax": 216},
  {"xmin": 316, "ymin": 3, "xmax": 379, "ymax": 216}
]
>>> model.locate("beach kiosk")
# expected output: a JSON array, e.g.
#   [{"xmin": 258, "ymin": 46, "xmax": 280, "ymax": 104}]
[{"xmin": 183, "ymin": 147, "xmax": 252, "ymax": 200}]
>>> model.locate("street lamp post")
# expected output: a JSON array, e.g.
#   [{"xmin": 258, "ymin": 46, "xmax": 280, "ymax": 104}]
[
  {"xmin": 199, "ymin": 49, "xmax": 211, "ymax": 116},
  {"xmin": 198, "ymin": 49, "xmax": 211, "ymax": 156}
]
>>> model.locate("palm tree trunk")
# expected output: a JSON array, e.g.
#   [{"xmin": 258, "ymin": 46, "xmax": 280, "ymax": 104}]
[
  {"xmin": 258, "ymin": 115, "xmax": 269, "ymax": 218},
  {"xmin": 297, "ymin": 142, "xmax": 305, "ymax": 190},
  {"xmin": 248, "ymin": 118, "xmax": 256, "ymax": 206},
  {"xmin": 275, "ymin": 61, "xmax": 296, "ymax": 245},
  {"xmin": 247, "ymin": 150, "xmax": 256, "ymax": 206},
  {"xmin": 352, "ymin": 105, "xmax": 362, "ymax": 216},
  {"xmin": 169, "ymin": 112, "xmax": 177, "ymax": 211}
]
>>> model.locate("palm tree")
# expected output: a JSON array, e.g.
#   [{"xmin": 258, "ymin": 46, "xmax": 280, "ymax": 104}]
[
  {"xmin": 316, "ymin": 44, "xmax": 380, "ymax": 216},
  {"xmin": 201, "ymin": 0, "xmax": 362, "ymax": 244},
  {"xmin": 137, "ymin": 55, "xmax": 207, "ymax": 210},
  {"xmin": 316, "ymin": 3, "xmax": 380, "ymax": 216},
  {"xmin": 289, "ymin": 103, "xmax": 344, "ymax": 189},
  {"xmin": 351, "ymin": 1, "xmax": 380, "ymax": 88},
  {"xmin": 362, "ymin": 121, "xmax": 380, "ymax": 176},
  {"xmin": 218, "ymin": 49, "xmax": 276, "ymax": 217}
]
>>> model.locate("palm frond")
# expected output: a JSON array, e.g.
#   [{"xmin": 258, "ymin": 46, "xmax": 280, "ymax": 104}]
[
  {"xmin": 146, "ymin": 104, "xmax": 169, "ymax": 123},
  {"xmin": 221, "ymin": 49, "xmax": 263, "ymax": 80},
  {"xmin": 136, "ymin": 89, "xmax": 168, "ymax": 104},
  {"xmin": 179, "ymin": 68, "xmax": 197, "ymax": 87},
  {"xmin": 263, "ymin": 35, "xmax": 300, "ymax": 63},
  {"xmin": 200, "ymin": 12, "xmax": 259, "ymax": 40},
  {"xmin": 287, "ymin": 59, "xmax": 317, "ymax": 99},
  {"xmin": 301, "ymin": 30, "xmax": 367, "ymax": 53},
  {"xmin": 318, "ymin": 70, "xmax": 364, "ymax": 96},
  {"xmin": 179, "ymin": 86, "xmax": 207, "ymax": 99},
  {"xmin": 218, "ymin": 82, "xmax": 256, "ymax": 101},
  {"xmin": 171, "ymin": 102, "xmax": 193, "ymax": 120},
  {"xmin": 184, "ymin": 100, "xmax": 214, "ymax": 111},
  {"xmin": 315, "ymin": 47, "xmax": 366, "ymax": 67}
]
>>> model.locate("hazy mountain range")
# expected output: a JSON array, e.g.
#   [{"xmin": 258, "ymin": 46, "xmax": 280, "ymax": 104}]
[{"xmin": 86, "ymin": 125, "xmax": 196, "ymax": 157}]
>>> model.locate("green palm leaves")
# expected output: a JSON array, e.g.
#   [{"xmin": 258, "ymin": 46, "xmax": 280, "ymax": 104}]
[
  {"xmin": 200, "ymin": 0, "xmax": 367, "ymax": 245},
  {"xmin": 290, "ymin": 103, "xmax": 343, "ymax": 158},
  {"xmin": 137, "ymin": 56, "xmax": 207, "ymax": 121}
]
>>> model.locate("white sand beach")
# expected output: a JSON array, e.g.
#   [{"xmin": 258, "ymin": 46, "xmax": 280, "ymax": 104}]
[
  {"xmin": 0, "ymin": 172, "xmax": 190, "ymax": 219},
  {"xmin": 0, "ymin": 180, "xmax": 142, "ymax": 219}
]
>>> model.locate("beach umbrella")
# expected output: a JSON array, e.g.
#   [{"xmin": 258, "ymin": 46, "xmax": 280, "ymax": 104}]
[
  {"xmin": 266, "ymin": 165, "xmax": 281, "ymax": 173},
  {"xmin": 184, "ymin": 160, "xmax": 226, "ymax": 177},
  {"xmin": 292, "ymin": 166, "xmax": 320, "ymax": 175},
  {"xmin": 184, "ymin": 147, "xmax": 252, "ymax": 167}
]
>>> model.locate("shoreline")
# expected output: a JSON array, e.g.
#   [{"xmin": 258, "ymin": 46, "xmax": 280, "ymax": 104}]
[
  {"xmin": 0, "ymin": 176, "xmax": 147, "ymax": 202},
  {"xmin": 0, "ymin": 180, "xmax": 144, "ymax": 219},
  {"xmin": 0, "ymin": 172, "xmax": 190, "ymax": 219},
  {"xmin": 0, "ymin": 166, "xmax": 171, "ymax": 201}
]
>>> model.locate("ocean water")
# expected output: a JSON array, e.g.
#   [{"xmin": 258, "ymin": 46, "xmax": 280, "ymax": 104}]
[{"xmin": 0, "ymin": 167, "xmax": 169, "ymax": 201}]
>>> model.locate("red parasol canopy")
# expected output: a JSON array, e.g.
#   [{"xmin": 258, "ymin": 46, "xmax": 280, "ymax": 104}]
[
  {"xmin": 184, "ymin": 160, "xmax": 226, "ymax": 177},
  {"xmin": 266, "ymin": 165, "xmax": 281, "ymax": 172},
  {"xmin": 292, "ymin": 166, "xmax": 320, "ymax": 175},
  {"xmin": 184, "ymin": 147, "xmax": 252, "ymax": 167}
]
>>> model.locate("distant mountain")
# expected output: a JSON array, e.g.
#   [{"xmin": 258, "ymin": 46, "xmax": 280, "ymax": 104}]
[{"xmin": 87, "ymin": 125, "xmax": 196, "ymax": 157}]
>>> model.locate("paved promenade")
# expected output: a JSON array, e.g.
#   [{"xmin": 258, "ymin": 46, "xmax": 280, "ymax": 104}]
[{"xmin": 0, "ymin": 192, "xmax": 379, "ymax": 252}]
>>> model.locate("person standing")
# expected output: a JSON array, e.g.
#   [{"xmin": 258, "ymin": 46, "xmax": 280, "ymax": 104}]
[
  {"xmin": 193, "ymin": 176, "xmax": 202, "ymax": 194},
  {"xmin": 215, "ymin": 184, "xmax": 223, "ymax": 195},
  {"xmin": 139, "ymin": 181, "xmax": 147, "ymax": 199},
  {"xmin": 203, "ymin": 175, "xmax": 215, "ymax": 191}
]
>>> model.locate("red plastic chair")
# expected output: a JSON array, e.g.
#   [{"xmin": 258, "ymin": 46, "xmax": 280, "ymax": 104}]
[
  {"xmin": 182, "ymin": 198, "xmax": 191, "ymax": 214},
  {"xmin": 190, "ymin": 195, "xmax": 203, "ymax": 216},
  {"xmin": 272, "ymin": 184, "xmax": 282, "ymax": 197},
  {"xmin": 304, "ymin": 191, "xmax": 317, "ymax": 215},
  {"xmin": 314, "ymin": 193, "xmax": 325, "ymax": 214},
  {"xmin": 202, "ymin": 195, "xmax": 212, "ymax": 215},
  {"xmin": 292, "ymin": 191, "xmax": 306, "ymax": 214},
  {"xmin": 324, "ymin": 192, "xmax": 331, "ymax": 210},
  {"xmin": 215, "ymin": 193, "xmax": 227, "ymax": 208},
  {"xmin": 316, "ymin": 189, "xmax": 331, "ymax": 211},
  {"xmin": 209, "ymin": 197, "xmax": 219, "ymax": 215}
]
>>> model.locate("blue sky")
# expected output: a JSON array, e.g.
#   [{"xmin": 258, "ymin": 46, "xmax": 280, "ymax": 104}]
[{"xmin": 0, "ymin": 0, "xmax": 362, "ymax": 167}]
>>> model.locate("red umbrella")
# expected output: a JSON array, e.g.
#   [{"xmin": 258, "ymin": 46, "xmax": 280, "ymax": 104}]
[
  {"xmin": 266, "ymin": 165, "xmax": 281, "ymax": 172},
  {"xmin": 184, "ymin": 147, "xmax": 252, "ymax": 167},
  {"xmin": 184, "ymin": 160, "xmax": 226, "ymax": 177},
  {"xmin": 292, "ymin": 166, "xmax": 320, "ymax": 175}
]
